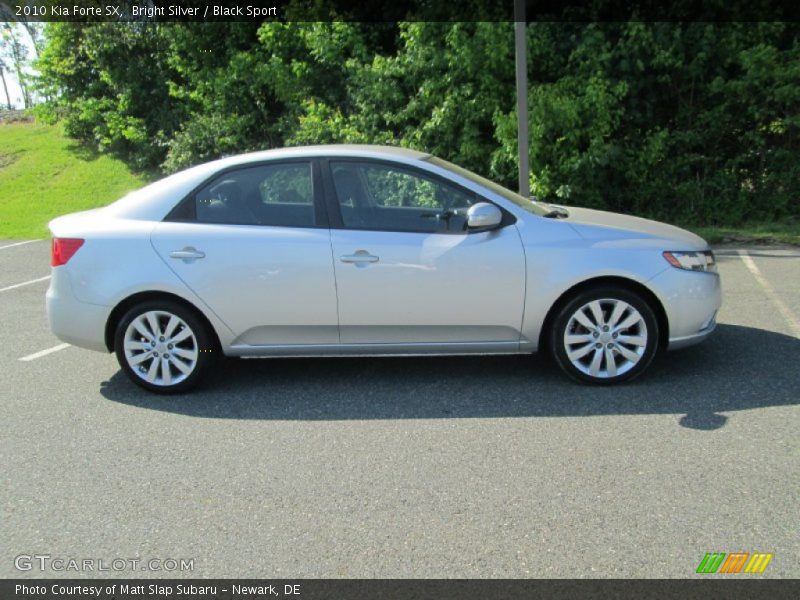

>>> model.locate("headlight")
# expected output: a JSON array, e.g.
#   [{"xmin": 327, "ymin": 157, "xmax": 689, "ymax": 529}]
[{"xmin": 663, "ymin": 250, "xmax": 717, "ymax": 272}]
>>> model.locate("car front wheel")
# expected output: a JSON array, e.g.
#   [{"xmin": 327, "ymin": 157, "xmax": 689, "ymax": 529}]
[
  {"xmin": 114, "ymin": 300, "xmax": 214, "ymax": 394},
  {"xmin": 550, "ymin": 287, "xmax": 659, "ymax": 384}
]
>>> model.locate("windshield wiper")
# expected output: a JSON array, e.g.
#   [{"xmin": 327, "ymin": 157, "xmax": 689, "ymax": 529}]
[{"xmin": 543, "ymin": 207, "xmax": 569, "ymax": 219}]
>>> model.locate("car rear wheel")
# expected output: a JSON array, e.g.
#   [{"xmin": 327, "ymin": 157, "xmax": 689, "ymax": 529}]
[
  {"xmin": 550, "ymin": 287, "xmax": 659, "ymax": 384},
  {"xmin": 114, "ymin": 300, "xmax": 214, "ymax": 394}
]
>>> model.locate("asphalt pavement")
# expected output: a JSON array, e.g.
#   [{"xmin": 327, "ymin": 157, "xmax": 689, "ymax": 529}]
[{"xmin": 1, "ymin": 239, "xmax": 799, "ymax": 578}]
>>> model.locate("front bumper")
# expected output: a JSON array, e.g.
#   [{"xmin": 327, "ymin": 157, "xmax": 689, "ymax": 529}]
[
  {"xmin": 647, "ymin": 267, "xmax": 722, "ymax": 351},
  {"xmin": 667, "ymin": 312, "xmax": 717, "ymax": 350},
  {"xmin": 46, "ymin": 268, "xmax": 112, "ymax": 353}
]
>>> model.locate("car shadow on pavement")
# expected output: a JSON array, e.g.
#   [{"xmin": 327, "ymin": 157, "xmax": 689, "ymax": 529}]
[{"xmin": 99, "ymin": 324, "xmax": 799, "ymax": 430}]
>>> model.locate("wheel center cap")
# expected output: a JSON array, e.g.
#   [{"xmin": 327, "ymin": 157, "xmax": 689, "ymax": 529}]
[{"xmin": 599, "ymin": 332, "xmax": 613, "ymax": 344}]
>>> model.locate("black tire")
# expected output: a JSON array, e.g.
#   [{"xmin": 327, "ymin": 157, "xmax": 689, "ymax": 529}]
[
  {"xmin": 549, "ymin": 287, "xmax": 659, "ymax": 385},
  {"xmin": 114, "ymin": 299, "xmax": 216, "ymax": 394}
]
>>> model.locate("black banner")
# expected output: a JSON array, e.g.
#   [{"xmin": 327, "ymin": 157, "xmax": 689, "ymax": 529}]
[
  {"xmin": 2, "ymin": 0, "xmax": 799, "ymax": 23},
  {"xmin": 3, "ymin": 579, "xmax": 800, "ymax": 600}
]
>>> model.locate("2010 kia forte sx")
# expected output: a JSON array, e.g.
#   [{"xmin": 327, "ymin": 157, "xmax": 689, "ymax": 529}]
[{"xmin": 47, "ymin": 145, "xmax": 721, "ymax": 393}]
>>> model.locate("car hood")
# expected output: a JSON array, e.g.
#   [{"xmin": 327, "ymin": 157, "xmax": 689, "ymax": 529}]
[{"xmin": 561, "ymin": 206, "xmax": 708, "ymax": 249}]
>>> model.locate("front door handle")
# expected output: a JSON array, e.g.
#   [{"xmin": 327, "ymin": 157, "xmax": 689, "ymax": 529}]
[
  {"xmin": 340, "ymin": 250, "xmax": 379, "ymax": 264},
  {"xmin": 170, "ymin": 247, "xmax": 206, "ymax": 262}
]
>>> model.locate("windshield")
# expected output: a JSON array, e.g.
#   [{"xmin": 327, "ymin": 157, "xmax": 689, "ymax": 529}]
[{"xmin": 424, "ymin": 156, "xmax": 551, "ymax": 216}]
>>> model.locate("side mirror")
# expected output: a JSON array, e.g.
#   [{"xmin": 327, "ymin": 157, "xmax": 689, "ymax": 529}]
[{"xmin": 466, "ymin": 202, "xmax": 502, "ymax": 230}]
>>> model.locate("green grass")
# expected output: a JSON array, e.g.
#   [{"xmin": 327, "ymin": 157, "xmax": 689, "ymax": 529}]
[
  {"xmin": 0, "ymin": 121, "xmax": 153, "ymax": 238},
  {"xmin": 689, "ymin": 222, "xmax": 800, "ymax": 246}
]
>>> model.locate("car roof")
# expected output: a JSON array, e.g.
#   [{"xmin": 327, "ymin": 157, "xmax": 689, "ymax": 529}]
[
  {"xmin": 220, "ymin": 144, "xmax": 431, "ymax": 165},
  {"xmin": 182, "ymin": 144, "xmax": 433, "ymax": 185}
]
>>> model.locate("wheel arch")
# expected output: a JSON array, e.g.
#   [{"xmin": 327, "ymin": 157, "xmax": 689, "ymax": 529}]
[
  {"xmin": 538, "ymin": 276, "xmax": 669, "ymax": 352},
  {"xmin": 104, "ymin": 291, "xmax": 222, "ymax": 353}
]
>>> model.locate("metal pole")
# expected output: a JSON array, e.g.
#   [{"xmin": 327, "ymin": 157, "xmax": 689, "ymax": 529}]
[{"xmin": 514, "ymin": 0, "xmax": 529, "ymax": 198}]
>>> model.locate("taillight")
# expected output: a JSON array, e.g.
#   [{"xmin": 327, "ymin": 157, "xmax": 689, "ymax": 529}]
[{"xmin": 51, "ymin": 238, "xmax": 84, "ymax": 267}]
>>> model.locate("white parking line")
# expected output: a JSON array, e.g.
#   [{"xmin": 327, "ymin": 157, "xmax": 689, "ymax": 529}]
[
  {"xmin": 19, "ymin": 343, "xmax": 71, "ymax": 362},
  {"xmin": 0, "ymin": 240, "xmax": 41, "ymax": 250},
  {"xmin": 738, "ymin": 249, "xmax": 800, "ymax": 338},
  {"xmin": 0, "ymin": 275, "xmax": 51, "ymax": 293}
]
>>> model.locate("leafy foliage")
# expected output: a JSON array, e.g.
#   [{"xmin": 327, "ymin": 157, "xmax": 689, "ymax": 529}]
[
  {"xmin": 34, "ymin": 19, "xmax": 799, "ymax": 225},
  {"xmin": 36, "ymin": 22, "xmax": 179, "ymax": 169}
]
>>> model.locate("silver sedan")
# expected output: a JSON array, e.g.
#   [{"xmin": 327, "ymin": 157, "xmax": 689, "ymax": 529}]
[{"xmin": 46, "ymin": 145, "xmax": 721, "ymax": 393}]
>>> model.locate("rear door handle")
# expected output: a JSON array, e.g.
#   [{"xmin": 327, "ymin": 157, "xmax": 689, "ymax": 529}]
[{"xmin": 170, "ymin": 247, "xmax": 206, "ymax": 262}]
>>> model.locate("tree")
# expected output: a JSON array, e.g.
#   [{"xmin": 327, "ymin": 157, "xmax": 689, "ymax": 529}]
[
  {"xmin": 36, "ymin": 22, "xmax": 182, "ymax": 168},
  {"xmin": 0, "ymin": 57, "xmax": 11, "ymax": 109},
  {"xmin": 1, "ymin": 23, "xmax": 32, "ymax": 108},
  {"xmin": 33, "ymin": 19, "xmax": 800, "ymax": 225},
  {"xmin": 19, "ymin": 21, "xmax": 45, "ymax": 57},
  {"xmin": 162, "ymin": 21, "xmax": 396, "ymax": 172}
]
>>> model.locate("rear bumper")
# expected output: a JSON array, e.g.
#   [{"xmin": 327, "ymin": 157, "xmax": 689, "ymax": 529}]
[
  {"xmin": 647, "ymin": 267, "xmax": 722, "ymax": 351},
  {"xmin": 46, "ymin": 268, "xmax": 111, "ymax": 353}
]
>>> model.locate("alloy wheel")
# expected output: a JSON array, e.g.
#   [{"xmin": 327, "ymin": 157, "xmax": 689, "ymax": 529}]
[
  {"xmin": 563, "ymin": 298, "xmax": 648, "ymax": 379},
  {"xmin": 123, "ymin": 310, "xmax": 199, "ymax": 387}
]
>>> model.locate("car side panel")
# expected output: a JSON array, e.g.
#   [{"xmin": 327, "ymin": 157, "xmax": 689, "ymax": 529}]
[
  {"xmin": 515, "ymin": 218, "xmax": 671, "ymax": 351},
  {"xmin": 47, "ymin": 218, "xmax": 238, "ymax": 351},
  {"xmin": 46, "ymin": 267, "xmax": 113, "ymax": 353},
  {"xmin": 151, "ymin": 222, "xmax": 340, "ymax": 346},
  {"xmin": 330, "ymin": 225, "xmax": 527, "ymax": 345}
]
